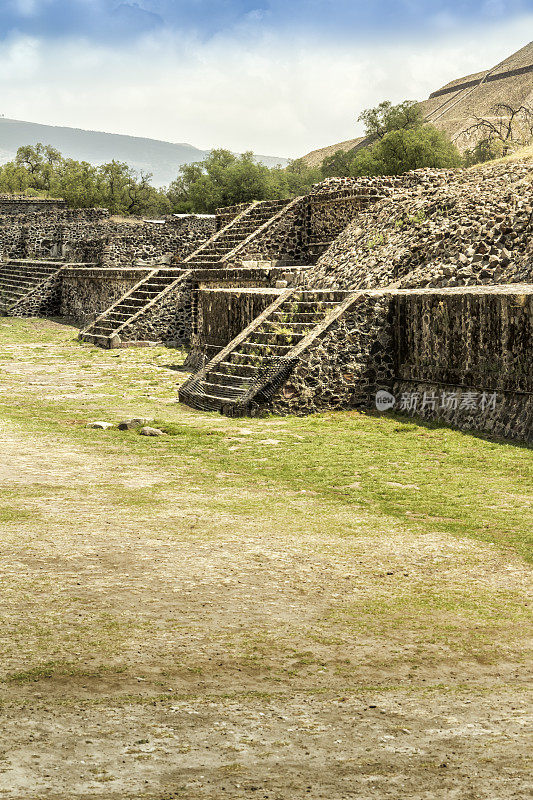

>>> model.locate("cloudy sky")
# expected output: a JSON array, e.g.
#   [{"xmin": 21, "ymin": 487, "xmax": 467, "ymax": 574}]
[{"xmin": 0, "ymin": 0, "xmax": 532, "ymax": 158}]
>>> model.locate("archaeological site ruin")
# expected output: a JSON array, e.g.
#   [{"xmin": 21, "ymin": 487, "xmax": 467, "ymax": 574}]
[{"xmin": 0, "ymin": 157, "xmax": 531, "ymax": 444}]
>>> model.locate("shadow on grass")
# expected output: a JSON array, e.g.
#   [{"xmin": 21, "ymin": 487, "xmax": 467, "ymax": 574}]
[{"xmin": 371, "ymin": 410, "xmax": 532, "ymax": 452}]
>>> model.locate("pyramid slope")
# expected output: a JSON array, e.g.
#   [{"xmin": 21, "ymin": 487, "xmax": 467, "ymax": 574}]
[{"xmin": 300, "ymin": 40, "xmax": 533, "ymax": 165}]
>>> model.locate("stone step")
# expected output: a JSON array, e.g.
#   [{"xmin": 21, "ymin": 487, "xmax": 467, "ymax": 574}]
[
  {"xmin": 0, "ymin": 279, "xmax": 48, "ymax": 292},
  {"xmin": 247, "ymin": 331, "xmax": 305, "ymax": 346},
  {"xmin": 262, "ymin": 320, "xmax": 316, "ymax": 331},
  {"xmin": 0, "ymin": 282, "xmax": 26, "ymax": 292},
  {"xmin": 0, "ymin": 271, "xmax": 54, "ymax": 280},
  {"xmin": 201, "ymin": 380, "xmax": 249, "ymax": 398},
  {"xmin": 218, "ymin": 361, "xmax": 258, "ymax": 378},
  {"xmin": 207, "ymin": 370, "xmax": 252, "ymax": 388},
  {"xmin": 236, "ymin": 342, "xmax": 292, "ymax": 357}
]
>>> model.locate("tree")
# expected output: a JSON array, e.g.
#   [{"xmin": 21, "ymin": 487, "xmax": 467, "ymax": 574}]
[
  {"xmin": 358, "ymin": 100, "xmax": 423, "ymax": 140},
  {"xmin": 460, "ymin": 103, "xmax": 533, "ymax": 164},
  {"xmin": 321, "ymin": 149, "xmax": 354, "ymax": 178},
  {"xmin": 0, "ymin": 161, "xmax": 31, "ymax": 194},
  {"xmin": 321, "ymin": 99, "xmax": 462, "ymax": 178},
  {"xmin": 349, "ymin": 126, "xmax": 462, "ymax": 176},
  {"xmin": 168, "ymin": 149, "xmax": 287, "ymax": 214}
]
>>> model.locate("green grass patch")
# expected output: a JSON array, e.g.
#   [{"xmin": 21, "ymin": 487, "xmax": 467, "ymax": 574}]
[{"xmin": 1, "ymin": 319, "xmax": 532, "ymax": 562}]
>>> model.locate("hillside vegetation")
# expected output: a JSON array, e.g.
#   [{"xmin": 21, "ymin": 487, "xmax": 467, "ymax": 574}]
[
  {"xmin": 301, "ymin": 40, "xmax": 533, "ymax": 168},
  {"xmin": 0, "ymin": 116, "xmax": 287, "ymax": 187}
]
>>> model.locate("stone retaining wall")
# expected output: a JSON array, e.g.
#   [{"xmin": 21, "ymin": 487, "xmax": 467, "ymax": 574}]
[
  {"xmin": 232, "ymin": 199, "xmax": 308, "ymax": 263},
  {"xmin": 5, "ymin": 269, "xmax": 65, "ymax": 318},
  {"xmin": 194, "ymin": 288, "xmax": 281, "ymax": 363},
  {"xmin": 263, "ymin": 292, "xmax": 394, "ymax": 415},
  {"xmin": 255, "ymin": 285, "xmax": 531, "ymax": 444},
  {"xmin": 60, "ymin": 268, "xmax": 151, "ymax": 326},
  {"xmin": 392, "ymin": 285, "xmax": 532, "ymax": 442},
  {"xmin": 0, "ymin": 209, "xmax": 215, "ymax": 266},
  {"xmin": 118, "ymin": 279, "xmax": 195, "ymax": 347},
  {"xmin": 0, "ymin": 196, "xmax": 66, "ymax": 214}
]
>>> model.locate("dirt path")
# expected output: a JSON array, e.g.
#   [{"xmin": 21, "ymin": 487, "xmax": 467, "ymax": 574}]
[{"xmin": 0, "ymin": 320, "xmax": 531, "ymax": 799}]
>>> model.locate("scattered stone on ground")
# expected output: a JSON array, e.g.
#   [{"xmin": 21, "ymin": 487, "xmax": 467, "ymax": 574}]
[
  {"xmin": 139, "ymin": 426, "xmax": 165, "ymax": 436},
  {"xmin": 118, "ymin": 417, "xmax": 152, "ymax": 430}
]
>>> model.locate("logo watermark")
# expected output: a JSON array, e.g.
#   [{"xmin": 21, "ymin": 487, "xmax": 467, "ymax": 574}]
[
  {"xmin": 375, "ymin": 389, "xmax": 499, "ymax": 413},
  {"xmin": 375, "ymin": 390, "xmax": 396, "ymax": 412}
]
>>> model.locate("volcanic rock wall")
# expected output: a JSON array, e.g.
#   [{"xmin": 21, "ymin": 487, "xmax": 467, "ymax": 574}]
[
  {"xmin": 392, "ymin": 285, "xmax": 532, "ymax": 443},
  {"xmin": 0, "ymin": 196, "xmax": 66, "ymax": 214},
  {"xmin": 196, "ymin": 288, "xmax": 281, "ymax": 362},
  {"xmin": 60, "ymin": 268, "xmax": 151, "ymax": 325},
  {"xmin": 0, "ymin": 209, "xmax": 215, "ymax": 266},
  {"xmin": 306, "ymin": 163, "xmax": 533, "ymax": 291},
  {"xmin": 117, "ymin": 280, "xmax": 195, "ymax": 347},
  {"xmin": 263, "ymin": 291, "xmax": 394, "ymax": 416},
  {"xmin": 260, "ymin": 285, "xmax": 531, "ymax": 442}
]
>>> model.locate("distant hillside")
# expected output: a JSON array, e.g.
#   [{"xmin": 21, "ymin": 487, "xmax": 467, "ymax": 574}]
[
  {"xmin": 0, "ymin": 117, "xmax": 288, "ymax": 187},
  {"xmin": 300, "ymin": 39, "xmax": 533, "ymax": 167}
]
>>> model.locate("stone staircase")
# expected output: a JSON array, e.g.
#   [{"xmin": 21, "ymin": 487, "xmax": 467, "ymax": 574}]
[
  {"xmin": 79, "ymin": 199, "xmax": 297, "ymax": 348},
  {"xmin": 0, "ymin": 259, "xmax": 67, "ymax": 313},
  {"xmin": 79, "ymin": 269, "xmax": 191, "ymax": 348},
  {"xmin": 179, "ymin": 289, "xmax": 353, "ymax": 414},
  {"xmin": 182, "ymin": 199, "xmax": 292, "ymax": 268}
]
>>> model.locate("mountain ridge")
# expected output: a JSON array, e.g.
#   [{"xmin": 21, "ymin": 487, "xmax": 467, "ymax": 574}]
[{"xmin": 0, "ymin": 117, "xmax": 288, "ymax": 187}]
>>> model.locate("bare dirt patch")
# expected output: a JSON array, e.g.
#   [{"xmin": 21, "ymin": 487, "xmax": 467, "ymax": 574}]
[{"xmin": 0, "ymin": 319, "xmax": 531, "ymax": 799}]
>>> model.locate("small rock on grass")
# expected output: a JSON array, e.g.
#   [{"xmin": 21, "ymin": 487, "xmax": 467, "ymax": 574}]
[
  {"xmin": 139, "ymin": 426, "xmax": 164, "ymax": 437},
  {"xmin": 87, "ymin": 421, "xmax": 114, "ymax": 430},
  {"xmin": 118, "ymin": 418, "xmax": 152, "ymax": 431}
]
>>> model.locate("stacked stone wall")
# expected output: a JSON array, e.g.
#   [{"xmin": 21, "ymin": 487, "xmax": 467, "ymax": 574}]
[
  {"xmin": 232, "ymin": 199, "xmax": 308, "ymax": 263},
  {"xmin": 246, "ymin": 284, "xmax": 531, "ymax": 444},
  {"xmin": 392, "ymin": 285, "xmax": 532, "ymax": 442},
  {"xmin": 118, "ymin": 280, "xmax": 195, "ymax": 346},
  {"xmin": 263, "ymin": 292, "xmax": 394, "ymax": 416},
  {"xmin": 0, "ymin": 196, "xmax": 66, "ymax": 214},
  {"xmin": 6, "ymin": 269, "xmax": 65, "ymax": 317},
  {"xmin": 0, "ymin": 209, "xmax": 215, "ymax": 266},
  {"xmin": 60, "ymin": 268, "xmax": 151, "ymax": 325},
  {"xmin": 306, "ymin": 163, "xmax": 532, "ymax": 291},
  {"xmin": 195, "ymin": 288, "xmax": 281, "ymax": 362}
]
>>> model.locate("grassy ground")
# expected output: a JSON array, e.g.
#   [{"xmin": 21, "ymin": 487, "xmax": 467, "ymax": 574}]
[{"xmin": 0, "ymin": 317, "xmax": 531, "ymax": 800}]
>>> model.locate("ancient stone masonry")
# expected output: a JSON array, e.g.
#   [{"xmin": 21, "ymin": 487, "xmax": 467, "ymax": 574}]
[
  {"xmin": 228, "ymin": 197, "xmax": 308, "ymax": 264},
  {"xmin": 180, "ymin": 161, "xmax": 532, "ymax": 442},
  {"xmin": 0, "ymin": 207, "xmax": 215, "ymax": 265},
  {"xmin": 392, "ymin": 285, "xmax": 532, "ymax": 443},
  {"xmin": 195, "ymin": 288, "xmax": 281, "ymax": 363},
  {"xmin": 215, "ymin": 203, "xmax": 251, "ymax": 231},
  {"xmin": 2, "ymin": 165, "xmax": 532, "ymax": 443},
  {"xmin": 60, "ymin": 268, "xmax": 151, "ymax": 326},
  {"xmin": 305, "ymin": 164, "xmax": 533, "ymax": 291},
  {"xmin": 117, "ymin": 277, "xmax": 194, "ymax": 347},
  {"xmin": 0, "ymin": 195, "xmax": 66, "ymax": 214},
  {"xmin": 261, "ymin": 292, "xmax": 395, "ymax": 416},
  {"xmin": 5, "ymin": 265, "xmax": 66, "ymax": 317}
]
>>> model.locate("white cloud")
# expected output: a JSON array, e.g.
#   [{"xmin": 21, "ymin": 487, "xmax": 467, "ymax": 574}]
[{"xmin": 0, "ymin": 17, "xmax": 531, "ymax": 158}]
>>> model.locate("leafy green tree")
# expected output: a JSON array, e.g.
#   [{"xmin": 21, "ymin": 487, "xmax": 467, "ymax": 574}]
[
  {"xmin": 168, "ymin": 149, "xmax": 283, "ymax": 214},
  {"xmin": 358, "ymin": 100, "xmax": 423, "ymax": 140},
  {"xmin": 321, "ymin": 99, "xmax": 462, "ymax": 178},
  {"xmin": 0, "ymin": 161, "xmax": 31, "ymax": 194},
  {"xmin": 52, "ymin": 159, "xmax": 102, "ymax": 207},
  {"xmin": 321, "ymin": 149, "xmax": 354, "ymax": 177},
  {"xmin": 1, "ymin": 142, "xmax": 320, "ymax": 216},
  {"xmin": 281, "ymin": 158, "xmax": 322, "ymax": 194},
  {"xmin": 349, "ymin": 126, "xmax": 462, "ymax": 175}
]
